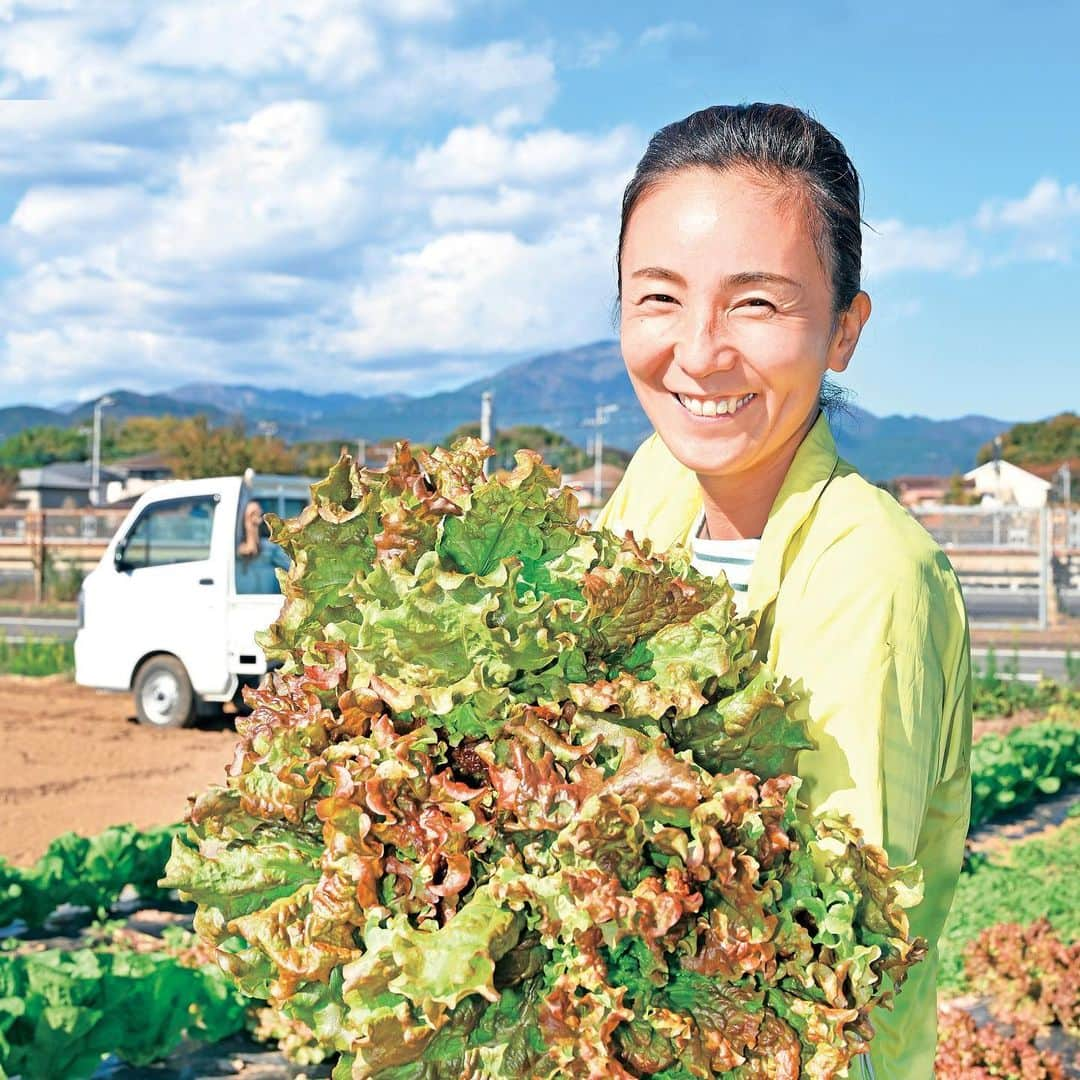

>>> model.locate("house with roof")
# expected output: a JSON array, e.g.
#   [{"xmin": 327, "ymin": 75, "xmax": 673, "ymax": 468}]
[
  {"xmin": 103, "ymin": 451, "xmax": 174, "ymax": 505},
  {"xmin": 563, "ymin": 462, "xmax": 626, "ymax": 512},
  {"xmin": 14, "ymin": 461, "xmax": 125, "ymax": 510},
  {"xmin": 892, "ymin": 475, "xmax": 955, "ymax": 508},
  {"xmin": 963, "ymin": 460, "xmax": 1052, "ymax": 508}
]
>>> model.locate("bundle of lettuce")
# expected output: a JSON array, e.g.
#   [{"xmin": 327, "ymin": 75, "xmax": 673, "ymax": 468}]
[{"xmin": 163, "ymin": 440, "xmax": 927, "ymax": 1080}]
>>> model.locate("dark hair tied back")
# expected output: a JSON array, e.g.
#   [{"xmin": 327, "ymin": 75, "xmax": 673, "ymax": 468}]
[{"xmin": 618, "ymin": 103, "xmax": 864, "ymax": 325}]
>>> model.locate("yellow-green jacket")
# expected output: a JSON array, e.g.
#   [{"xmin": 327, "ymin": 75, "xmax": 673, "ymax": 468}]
[{"xmin": 595, "ymin": 411, "xmax": 972, "ymax": 1080}]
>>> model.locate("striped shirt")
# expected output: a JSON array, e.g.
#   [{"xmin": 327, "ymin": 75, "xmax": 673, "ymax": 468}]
[{"xmin": 689, "ymin": 510, "xmax": 760, "ymax": 616}]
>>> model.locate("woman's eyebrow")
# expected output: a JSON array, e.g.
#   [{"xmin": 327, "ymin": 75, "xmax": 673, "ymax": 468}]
[
  {"xmin": 725, "ymin": 271, "xmax": 803, "ymax": 290},
  {"xmin": 630, "ymin": 266, "xmax": 686, "ymax": 285},
  {"xmin": 629, "ymin": 267, "xmax": 803, "ymax": 290}
]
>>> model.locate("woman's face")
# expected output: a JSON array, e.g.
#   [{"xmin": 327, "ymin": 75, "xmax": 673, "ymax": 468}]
[{"xmin": 619, "ymin": 166, "xmax": 868, "ymax": 481}]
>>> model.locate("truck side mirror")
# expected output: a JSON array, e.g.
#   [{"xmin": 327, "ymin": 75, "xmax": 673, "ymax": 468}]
[{"xmin": 113, "ymin": 539, "xmax": 130, "ymax": 572}]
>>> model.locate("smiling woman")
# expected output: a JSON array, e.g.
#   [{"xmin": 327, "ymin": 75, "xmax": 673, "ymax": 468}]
[{"xmin": 597, "ymin": 104, "xmax": 973, "ymax": 1080}]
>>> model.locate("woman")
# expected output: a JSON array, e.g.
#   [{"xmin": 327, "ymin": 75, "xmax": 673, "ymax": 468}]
[{"xmin": 596, "ymin": 104, "xmax": 971, "ymax": 1080}]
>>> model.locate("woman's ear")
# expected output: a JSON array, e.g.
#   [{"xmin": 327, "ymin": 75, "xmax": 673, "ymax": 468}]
[{"xmin": 828, "ymin": 291, "xmax": 871, "ymax": 374}]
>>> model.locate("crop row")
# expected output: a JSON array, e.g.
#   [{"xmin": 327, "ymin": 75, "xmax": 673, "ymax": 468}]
[
  {"xmin": 0, "ymin": 824, "xmax": 179, "ymax": 929},
  {"xmin": 935, "ymin": 1007, "xmax": 1068, "ymax": 1079},
  {"xmin": 934, "ymin": 914, "xmax": 1078, "ymax": 1078},
  {"xmin": 973, "ymin": 649, "xmax": 1079, "ymax": 719},
  {"xmin": 0, "ymin": 633, "xmax": 73, "ymax": 678},
  {"xmin": 940, "ymin": 811, "xmax": 1080, "ymax": 992},
  {"xmin": 0, "ymin": 940, "xmax": 247, "ymax": 1080},
  {"xmin": 970, "ymin": 709, "xmax": 1079, "ymax": 829}
]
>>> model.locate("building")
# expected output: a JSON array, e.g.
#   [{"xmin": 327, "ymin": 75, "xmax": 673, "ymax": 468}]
[
  {"xmin": 963, "ymin": 460, "xmax": 1052, "ymax": 508},
  {"xmin": 564, "ymin": 463, "xmax": 626, "ymax": 511},
  {"xmin": 893, "ymin": 475, "xmax": 954, "ymax": 508},
  {"xmin": 104, "ymin": 451, "xmax": 174, "ymax": 504},
  {"xmin": 14, "ymin": 461, "xmax": 125, "ymax": 510},
  {"xmin": 1022, "ymin": 459, "xmax": 1078, "ymax": 504}
]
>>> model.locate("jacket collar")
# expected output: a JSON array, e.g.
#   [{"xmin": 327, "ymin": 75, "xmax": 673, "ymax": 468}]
[
  {"xmin": 745, "ymin": 410, "xmax": 840, "ymax": 614},
  {"xmin": 648, "ymin": 411, "xmax": 840, "ymax": 612}
]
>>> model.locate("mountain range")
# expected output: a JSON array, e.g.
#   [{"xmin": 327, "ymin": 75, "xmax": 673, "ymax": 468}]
[{"xmin": 1, "ymin": 341, "xmax": 1012, "ymax": 481}]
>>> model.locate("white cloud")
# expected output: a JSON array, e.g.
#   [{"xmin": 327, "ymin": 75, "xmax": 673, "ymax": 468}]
[
  {"xmin": 429, "ymin": 188, "xmax": 544, "ymax": 229},
  {"xmin": 366, "ymin": 39, "xmax": 556, "ymax": 122},
  {"xmin": 862, "ymin": 218, "xmax": 982, "ymax": 278},
  {"xmin": 10, "ymin": 185, "xmax": 150, "ymax": 243},
  {"xmin": 15, "ymin": 252, "xmax": 174, "ymax": 320},
  {"xmin": 975, "ymin": 178, "xmax": 1080, "ymax": 230},
  {"xmin": 130, "ymin": 0, "xmax": 381, "ymax": 86},
  {"xmin": 368, "ymin": 0, "xmax": 457, "ymax": 20},
  {"xmin": 572, "ymin": 30, "xmax": 620, "ymax": 68},
  {"xmin": 639, "ymin": 21, "xmax": 703, "ymax": 46},
  {"xmin": 339, "ymin": 218, "xmax": 616, "ymax": 356},
  {"xmin": 413, "ymin": 123, "xmax": 637, "ymax": 190},
  {"xmin": 2, "ymin": 325, "xmax": 225, "ymax": 401},
  {"xmin": 144, "ymin": 101, "xmax": 374, "ymax": 266},
  {"xmin": 862, "ymin": 176, "xmax": 1080, "ymax": 283}
]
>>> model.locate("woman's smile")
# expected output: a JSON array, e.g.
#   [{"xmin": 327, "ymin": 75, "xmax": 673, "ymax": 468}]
[{"xmin": 671, "ymin": 390, "xmax": 757, "ymax": 419}]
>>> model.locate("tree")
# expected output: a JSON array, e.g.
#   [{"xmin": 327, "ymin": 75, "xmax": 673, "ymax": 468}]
[
  {"xmin": 160, "ymin": 417, "xmax": 300, "ymax": 478},
  {"xmin": 294, "ymin": 440, "xmax": 356, "ymax": 478},
  {"xmin": 106, "ymin": 416, "xmax": 184, "ymax": 459},
  {"xmin": 976, "ymin": 412, "xmax": 1080, "ymax": 468},
  {"xmin": 943, "ymin": 472, "xmax": 978, "ymax": 506},
  {"xmin": 441, "ymin": 423, "xmax": 631, "ymax": 475},
  {"xmin": 0, "ymin": 467, "xmax": 19, "ymax": 507},
  {"xmin": 0, "ymin": 425, "xmax": 88, "ymax": 469}
]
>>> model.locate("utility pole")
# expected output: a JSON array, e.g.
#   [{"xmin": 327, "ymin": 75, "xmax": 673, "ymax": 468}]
[
  {"xmin": 90, "ymin": 395, "xmax": 114, "ymax": 506},
  {"xmin": 480, "ymin": 390, "xmax": 495, "ymax": 477},
  {"xmin": 583, "ymin": 403, "xmax": 618, "ymax": 505}
]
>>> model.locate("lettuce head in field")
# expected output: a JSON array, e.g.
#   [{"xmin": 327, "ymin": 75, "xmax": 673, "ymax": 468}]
[{"xmin": 163, "ymin": 439, "xmax": 927, "ymax": 1079}]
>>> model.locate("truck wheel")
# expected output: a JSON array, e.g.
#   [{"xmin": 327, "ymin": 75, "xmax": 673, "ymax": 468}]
[{"xmin": 133, "ymin": 656, "xmax": 196, "ymax": 729}]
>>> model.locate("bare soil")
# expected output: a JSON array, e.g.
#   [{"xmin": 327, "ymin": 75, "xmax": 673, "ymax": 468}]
[
  {"xmin": 0, "ymin": 674, "xmax": 238, "ymax": 865},
  {"xmin": 971, "ymin": 623, "xmax": 1080, "ymax": 648},
  {"xmin": 972, "ymin": 707, "xmax": 1053, "ymax": 740}
]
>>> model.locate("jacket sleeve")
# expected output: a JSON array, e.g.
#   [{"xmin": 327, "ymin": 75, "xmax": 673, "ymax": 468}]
[
  {"xmin": 770, "ymin": 528, "xmax": 971, "ymax": 1080},
  {"xmin": 773, "ymin": 528, "xmax": 968, "ymax": 863}
]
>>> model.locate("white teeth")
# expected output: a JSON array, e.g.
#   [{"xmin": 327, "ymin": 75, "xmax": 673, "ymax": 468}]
[{"xmin": 677, "ymin": 392, "xmax": 755, "ymax": 418}]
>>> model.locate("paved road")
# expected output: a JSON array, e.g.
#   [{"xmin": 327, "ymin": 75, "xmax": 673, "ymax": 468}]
[
  {"xmin": 962, "ymin": 587, "xmax": 1080, "ymax": 623},
  {"xmin": 0, "ymin": 616, "xmax": 78, "ymax": 641},
  {"xmin": 970, "ymin": 648, "xmax": 1072, "ymax": 683}
]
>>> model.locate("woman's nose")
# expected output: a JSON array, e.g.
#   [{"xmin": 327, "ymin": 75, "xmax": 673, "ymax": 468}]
[{"xmin": 673, "ymin": 313, "xmax": 739, "ymax": 379}]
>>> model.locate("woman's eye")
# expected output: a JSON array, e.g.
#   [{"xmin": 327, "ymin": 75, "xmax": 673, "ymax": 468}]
[
  {"xmin": 740, "ymin": 297, "xmax": 774, "ymax": 311},
  {"xmin": 641, "ymin": 293, "xmax": 676, "ymax": 305}
]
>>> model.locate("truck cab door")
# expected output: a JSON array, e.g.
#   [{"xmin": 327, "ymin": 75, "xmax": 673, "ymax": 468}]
[{"xmin": 113, "ymin": 490, "xmax": 231, "ymax": 697}]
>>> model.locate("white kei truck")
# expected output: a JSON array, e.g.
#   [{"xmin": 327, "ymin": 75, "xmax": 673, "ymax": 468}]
[{"xmin": 74, "ymin": 473, "xmax": 312, "ymax": 728}]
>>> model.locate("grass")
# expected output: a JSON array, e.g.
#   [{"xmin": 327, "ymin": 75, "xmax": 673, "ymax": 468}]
[
  {"xmin": 0, "ymin": 632, "xmax": 74, "ymax": 676},
  {"xmin": 972, "ymin": 647, "xmax": 1079, "ymax": 718},
  {"xmin": 939, "ymin": 814, "xmax": 1080, "ymax": 994},
  {"xmin": 0, "ymin": 601, "xmax": 77, "ymax": 618}
]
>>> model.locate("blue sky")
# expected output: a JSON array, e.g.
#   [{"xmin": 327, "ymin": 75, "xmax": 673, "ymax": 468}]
[{"xmin": 1, "ymin": 0, "xmax": 1077, "ymax": 421}]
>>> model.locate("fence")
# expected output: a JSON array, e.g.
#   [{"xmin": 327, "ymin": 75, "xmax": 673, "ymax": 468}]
[
  {"xmin": 1, "ymin": 504, "xmax": 1078, "ymax": 626},
  {"xmin": 0, "ymin": 508, "xmax": 131, "ymax": 602},
  {"xmin": 909, "ymin": 505, "xmax": 1080, "ymax": 629}
]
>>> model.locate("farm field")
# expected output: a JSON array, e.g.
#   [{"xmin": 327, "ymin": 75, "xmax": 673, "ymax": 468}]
[
  {"xmin": 1, "ymin": 668, "xmax": 1077, "ymax": 1078},
  {"xmin": 0, "ymin": 676, "xmax": 236, "ymax": 864}
]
